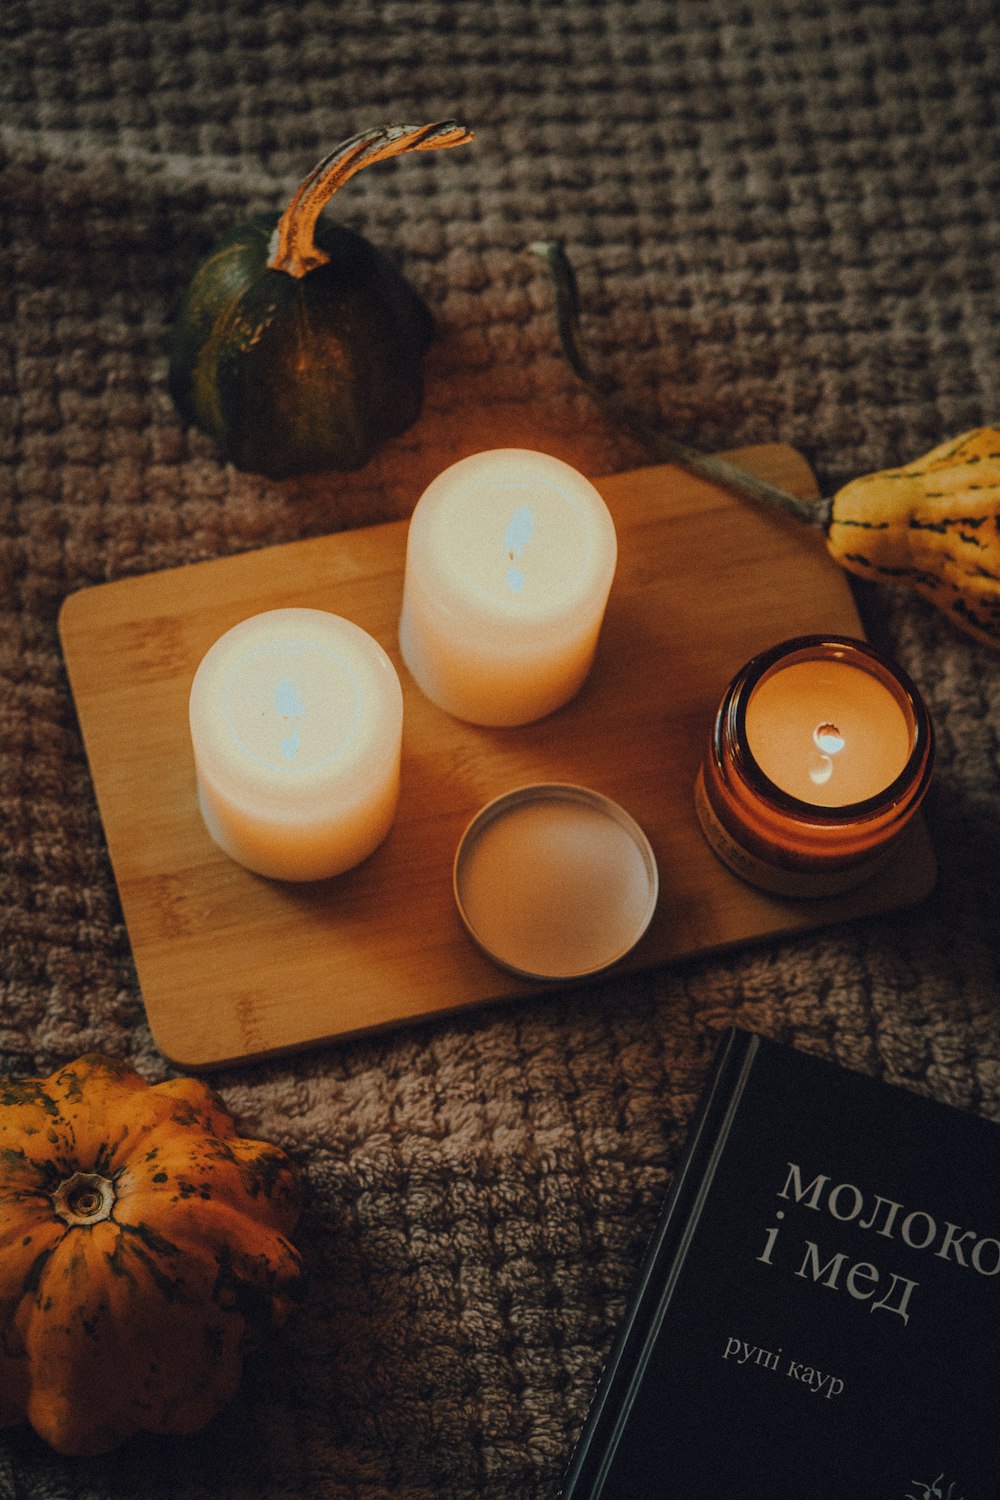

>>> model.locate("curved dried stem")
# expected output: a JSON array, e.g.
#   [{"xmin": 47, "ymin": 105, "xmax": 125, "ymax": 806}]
[
  {"xmin": 529, "ymin": 240, "xmax": 832, "ymax": 530},
  {"xmin": 269, "ymin": 122, "xmax": 474, "ymax": 278}
]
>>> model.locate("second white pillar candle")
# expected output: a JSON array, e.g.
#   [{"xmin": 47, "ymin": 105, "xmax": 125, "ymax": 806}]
[{"xmin": 398, "ymin": 449, "xmax": 618, "ymax": 727}]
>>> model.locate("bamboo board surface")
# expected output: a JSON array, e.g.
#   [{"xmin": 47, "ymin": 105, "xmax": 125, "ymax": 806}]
[{"xmin": 59, "ymin": 445, "xmax": 936, "ymax": 1070}]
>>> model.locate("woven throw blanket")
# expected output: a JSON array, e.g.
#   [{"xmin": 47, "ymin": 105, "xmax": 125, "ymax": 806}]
[{"xmin": 1, "ymin": 1, "xmax": 998, "ymax": 1495}]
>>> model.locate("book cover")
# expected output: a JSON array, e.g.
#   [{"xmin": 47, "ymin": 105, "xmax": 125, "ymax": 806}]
[{"xmin": 561, "ymin": 1029, "xmax": 999, "ymax": 1500}]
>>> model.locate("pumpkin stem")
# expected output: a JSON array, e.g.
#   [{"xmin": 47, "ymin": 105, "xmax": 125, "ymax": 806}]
[
  {"xmin": 52, "ymin": 1170, "xmax": 117, "ymax": 1227},
  {"xmin": 268, "ymin": 121, "xmax": 475, "ymax": 278},
  {"xmin": 530, "ymin": 240, "xmax": 833, "ymax": 531}
]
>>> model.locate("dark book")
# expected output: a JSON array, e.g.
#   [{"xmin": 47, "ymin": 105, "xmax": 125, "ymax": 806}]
[{"xmin": 561, "ymin": 1029, "xmax": 999, "ymax": 1500}]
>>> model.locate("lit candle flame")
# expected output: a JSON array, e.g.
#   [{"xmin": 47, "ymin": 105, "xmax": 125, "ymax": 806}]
[
  {"xmin": 808, "ymin": 721, "xmax": 844, "ymax": 787},
  {"xmin": 504, "ymin": 505, "xmax": 534, "ymax": 593},
  {"xmin": 813, "ymin": 722, "xmax": 845, "ymax": 755},
  {"xmin": 275, "ymin": 677, "xmax": 304, "ymax": 760}
]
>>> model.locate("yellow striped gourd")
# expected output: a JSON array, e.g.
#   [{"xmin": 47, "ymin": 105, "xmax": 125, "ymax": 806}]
[{"xmin": 827, "ymin": 427, "xmax": 1000, "ymax": 648}]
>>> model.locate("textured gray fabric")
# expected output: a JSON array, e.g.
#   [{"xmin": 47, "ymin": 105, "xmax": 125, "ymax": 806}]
[{"xmin": 1, "ymin": 0, "xmax": 998, "ymax": 1494}]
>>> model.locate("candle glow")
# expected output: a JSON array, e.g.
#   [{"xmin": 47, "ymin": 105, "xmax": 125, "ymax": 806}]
[
  {"xmin": 695, "ymin": 635, "xmax": 934, "ymax": 898},
  {"xmin": 745, "ymin": 659, "xmax": 913, "ymax": 806}
]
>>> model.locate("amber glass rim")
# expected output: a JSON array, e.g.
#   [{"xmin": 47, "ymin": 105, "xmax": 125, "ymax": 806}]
[{"xmin": 714, "ymin": 634, "xmax": 935, "ymax": 824}]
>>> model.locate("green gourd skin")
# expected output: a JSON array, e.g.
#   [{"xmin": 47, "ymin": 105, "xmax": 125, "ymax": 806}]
[
  {"xmin": 169, "ymin": 216, "xmax": 433, "ymax": 478},
  {"xmin": 168, "ymin": 123, "xmax": 472, "ymax": 480}
]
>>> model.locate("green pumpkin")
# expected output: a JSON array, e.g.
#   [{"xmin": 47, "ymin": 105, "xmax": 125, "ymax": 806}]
[{"xmin": 168, "ymin": 122, "xmax": 473, "ymax": 480}]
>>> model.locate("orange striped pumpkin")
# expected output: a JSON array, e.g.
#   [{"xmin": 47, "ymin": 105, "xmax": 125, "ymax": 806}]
[{"xmin": 0, "ymin": 1054, "xmax": 303, "ymax": 1455}]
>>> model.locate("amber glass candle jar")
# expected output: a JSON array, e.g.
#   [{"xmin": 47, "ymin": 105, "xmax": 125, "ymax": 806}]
[{"xmin": 695, "ymin": 635, "xmax": 934, "ymax": 897}]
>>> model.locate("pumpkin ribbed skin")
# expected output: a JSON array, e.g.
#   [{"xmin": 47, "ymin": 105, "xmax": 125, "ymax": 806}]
[
  {"xmin": 0, "ymin": 1054, "xmax": 302, "ymax": 1456},
  {"xmin": 168, "ymin": 217, "xmax": 434, "ymax": 478},
  {"xmin": 168, "ymin": 122, "xmax": 472, "ymax": 480},
  {"xmin": 827, "ymin": 427, "xmax": 1000, "ymax": 647}
]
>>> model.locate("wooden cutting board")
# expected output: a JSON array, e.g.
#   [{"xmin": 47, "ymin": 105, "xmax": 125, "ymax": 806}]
[{"xmin": 58, "ymin": 445, "xmax": 936, "ymax": 1071}]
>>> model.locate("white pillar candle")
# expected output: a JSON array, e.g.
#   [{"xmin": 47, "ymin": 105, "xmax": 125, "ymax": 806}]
[
  {"xmin": 398, "ymin": 449, "xmax": 617, "ymax": 726},
  {"xmin": 189, "ymin": 608, "xmax": 403, "ymax": 882}
]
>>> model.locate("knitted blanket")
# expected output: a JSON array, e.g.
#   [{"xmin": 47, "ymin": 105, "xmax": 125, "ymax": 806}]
[{"xmin": 1, "ymin": 2, "xmax": 998, "ymax": 1495}]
